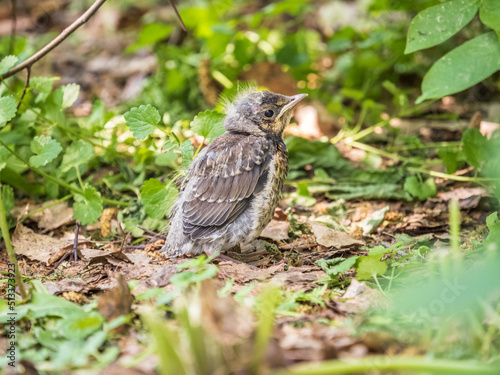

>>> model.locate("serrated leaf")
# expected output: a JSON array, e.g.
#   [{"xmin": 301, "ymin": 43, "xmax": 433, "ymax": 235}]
[
  {"xmin": 0, "ymin": 55, "xmax": 18, "ymax": 74},
  {"xmin": 405, "ymin": 0, "xmax": 480, "ymax": 54},
  {"xmin": 356, "ymin": 254, "xmax": 388, "ymax": 280},
  {"xmin": 31, "ymin": 76, "xmax": 58, "ymax": 94},
  {"xmin": 417, "ymin": 32, "xmax": 500, "ymax": 103},
  {"xmin": 140, "ymin": 178, "xmax": 178, "ymax": 219},
  {"xmin": 180, "ymin": 139, "xmax": 194, "ymax": 172},
  {"xmin": 317, "ymin": 256, "xmax": 359, "ymax": 277},
  {"xmin": 60, "ymin": 140, "xmax": 94, "ymax": 172},
  {"xmin": 480, "ymin": 0, "xmax": 500, "ymax": 35},
  {"xmin": 124, "ymin": 104, "xmax": 160, "ymax": 140},
  {"xmin": 54, "ymin": 83, "xmax": 80, "ymax": 109},
  {"xmin": 0, "ymin": 146, "xmax": 9, "ymax": 172},
  {"xmin": 190, "ymin": 110, "xmax": 225, "ymax": 142},
  {"xmin": 0, "ymin": 95, "xmax": 17, "ymax": 127},
  {"xmin": 484, "ymin": 212, "xmax": 500, "ymax": 250},
  {"xmin": 29, "ymin": 135, "xmax": 62, "ymax": 168},
  {"xmin": 462, "ymin": 128, "xmax": 488, "ymax": 168},
  {"xmin": 73, "ymin": 185, "xmax": 103, "ymax": 225},
  {"xmin": 404, "ymin": 176, "xmax": 437, "ymax": 201}
]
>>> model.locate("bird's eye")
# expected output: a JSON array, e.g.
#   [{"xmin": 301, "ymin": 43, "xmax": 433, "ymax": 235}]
[{"xmin": 264, "ymin": 110, "xmax": 274, "ymax": 118}]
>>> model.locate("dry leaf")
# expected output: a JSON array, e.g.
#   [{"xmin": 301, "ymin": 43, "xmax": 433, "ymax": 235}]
[
  {"xmin": 311, "ymin": 222, "xmax": 364, "ymax": 248},
  {"xmin": 44, "ymin": 278, "xmax": 89, "ymax": 295},
  {"xmin": 100, "ymin": 207, "xmax": 118, "ymax": 237},
  {"xmin": 12, "ymin": 224, "xmax": 78, "ymax": 265},
  {"xmin": 218, "ymin": 261, "xmax": 284, "ymax": 283},
  {"xmin": 260, "ymin": 219, "xmax": 290, "ymax": 241},
  {"xmin": 98, "ymin": 274, "xmax": 134, "ymax": 333}
]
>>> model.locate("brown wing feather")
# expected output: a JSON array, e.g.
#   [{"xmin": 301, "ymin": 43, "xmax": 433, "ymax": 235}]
[{"xmin": 181, "ymin": 134, "xmax": 273, "ymax": 240}]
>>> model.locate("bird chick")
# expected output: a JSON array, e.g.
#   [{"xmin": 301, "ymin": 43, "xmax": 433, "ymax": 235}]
[{"xmin": 162, "ymin": 89, "xmax": 307, "ymax": 257}]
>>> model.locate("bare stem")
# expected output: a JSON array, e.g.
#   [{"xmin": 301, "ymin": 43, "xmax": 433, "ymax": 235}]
[
  {"xmin": 1, "ymin": 0, "xmax": 108, "ymax": 80},
  {"xmin": 0, "ymin": 184, "xmax": 27, "ymax": 299},
  {"xmin": 16, "ymin": 66, "xmax": 30, "ymax": 111},
  {"xmin": 166, "ymin": 0, "xmax": 187, "ymax": 31}
]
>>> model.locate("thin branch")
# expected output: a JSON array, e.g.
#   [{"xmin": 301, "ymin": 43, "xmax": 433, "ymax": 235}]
[
  {"xmin": 1, "ymin": 0, "xmax": 108, "ymax": 80},
  {"xmin": 167, "ymin": 0, "xmax": 186, "ymax": 31},
  {"xmin": 16, "ymin": 66, "xmax": 30, "ymax": 111}
]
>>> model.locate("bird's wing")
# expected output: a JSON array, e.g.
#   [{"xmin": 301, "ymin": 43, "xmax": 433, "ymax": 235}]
[{"xmin": 181, "ymin": 134, "xmax": 273, "ymax": 240}]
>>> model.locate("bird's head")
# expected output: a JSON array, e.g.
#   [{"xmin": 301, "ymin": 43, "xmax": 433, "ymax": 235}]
[{"xmin": 223, "ymin": 90, "xmax": 308, "ymax": 137}]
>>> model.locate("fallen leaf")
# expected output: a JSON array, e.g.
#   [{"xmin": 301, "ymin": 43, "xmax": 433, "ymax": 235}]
[
  {"xmin": 260, "ymin": 220, "xmax": 290, "ymax": 241},
  {"xmin": 44, "ymin": 278, "xmax": 89, "ymax": 295},
  {"xmin": 311, "ymin": 222, "xmax": 364, "ymax": 248},
  {"xmin": 218, "ymin": 261, "xmax": 284, "ymax": 283},
  {"xmin": 48, "ymin": 241, "xmax": 93, "ymax": 265},
  {"xmin": 437, "ymin": 187, "xmax": 488, "ymax": 209},
  {"xmin": 336, "ymin": 279, "xmax": 384, "ymax": 314},
  {"xmin": 12, "ymin": 224, "xmax": 78, "ymax": 265},
  {"xmin": 98, "ymin": 274, "xmax": 134, "ymax": 333},
  {"xmin": 356, "ymin": 206, "xmax": 390, "ymax": 235},
  {"xmin": 88, "ymin": 251, "xmax": 133, "ymax": 267},
  {"xmin": 100, "ymin": 207, "xmax": 118, "ymax": 237}
]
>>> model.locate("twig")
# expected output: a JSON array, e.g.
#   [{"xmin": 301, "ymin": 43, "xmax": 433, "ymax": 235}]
[
  {"xmin": 71, "ymin": 222, "xmax": 80, "ymax": 261},
  {"xmin": 1, "ymin": 0, "xmax": 108, "ymax": 80},
  {"xmin": 46, "ymin": 223, "xmax": 82, "ymax": 275},
  {"xmin": 9, "ymin": 0, "xmax": 16, "ymax": 55},
  {"xmin": 16, "ymin": 66, "xmax": 30, "ymax": 111},
  {"xmin": 137, "ymin": 225, "xmax": 160, "ymax": 237},
  {"xmin": 166, "ymin": 0, "xmax": 186, "ymax": 31}
]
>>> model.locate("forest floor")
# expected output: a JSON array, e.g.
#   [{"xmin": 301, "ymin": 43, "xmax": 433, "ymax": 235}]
[{"xmin": 1, "ymin": 1, "xmax": 500, "ymax": 374}]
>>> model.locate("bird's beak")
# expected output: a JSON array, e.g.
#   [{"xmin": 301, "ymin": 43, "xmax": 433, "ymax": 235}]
[{"xmin": 275, "ymin": 93, "xmax": 308, "ymax": 122}]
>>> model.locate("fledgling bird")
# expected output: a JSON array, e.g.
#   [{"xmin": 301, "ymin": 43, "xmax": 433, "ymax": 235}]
[{"xmin": 162, "ymin": 89, "xmax": 307, "ymax": 257}]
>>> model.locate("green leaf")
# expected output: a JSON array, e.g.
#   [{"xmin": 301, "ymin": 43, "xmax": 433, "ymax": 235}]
[
  {"xmin": 54, "ymin": 83, "xmax": 80, "ymax": 109},
  {"xmin": 73, "ymin": 185, "xmax": 103, "ymax": 225},
  {"xmin": 60, "ymin": 140, "xmax": 94, "ymax": 172},
  {"xmin": 180, "ymin": 139, "xmax": 194, "ymax": 172},
  {"xmin": 31, "ymin": 76, "xmax": 58, "ymax": 94},
  {"xmin": 29, "ymin": 135, "xmax": 62, "ymax": 168},
  {"xmin": 141, "ymin": 178, "xmax": 178, "ymax": 219},
  {"xmin": 190, "ymin": 110, "xmax": 226, "ymax": 142},
  {"xmin": 484, "ymin": 212, "xmax": 500, "ymax": 250},
  {"xmin": 0, "ymin": 55, "xmax": 18, "ymax": 74},
  {"xmin": 127, "ymin": 23, "xmax": 173, "ymax": 52},
  {"xmin": 404, "ymin": 176, "xmax": 437, "ymax": 201},
  {"xmin": 405, "ymin": 0, "xmax": 480, "ymax": 54},
  {"xmin": 417, "ymin": 32, "xmax": 500, "ymax": 103},
  {"xmin": 0, "ymin": 146, "xmax": 9, "ymax": 172},
  {"xmin": 317, "ymin": 256, "xmax": 359, "ymax": 277},
  {"xmin": 285, "ymin": 136, "xmax": 349, "ymax": 171},
  {"xmin": 462, "ymin": 128, "xmax": 488, "ymax": 168},
  {"xmin": 0, "ymin": 95, "xmax": 17, "ymax": 127},
  {"xmin": 480, "ymin": 0, "xmax": 500, "ymax": 35},
  {"xmin": 437, "ymin": 148, "xmax": 464, "ymax": 174},
  {"xmin": 124, "ymin": 104, "xmax": 160, "ymax": 140},
  {"xmin": 356, "ymin": 254, "xmax": 388, "ymax": 280},
  {"xmin": 2, "ymin": 184, "xmax": 14, "ymax": 215},
  {"xmin": 27, "ymin": 291, "xmax": 85, "ymax": 320}
]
